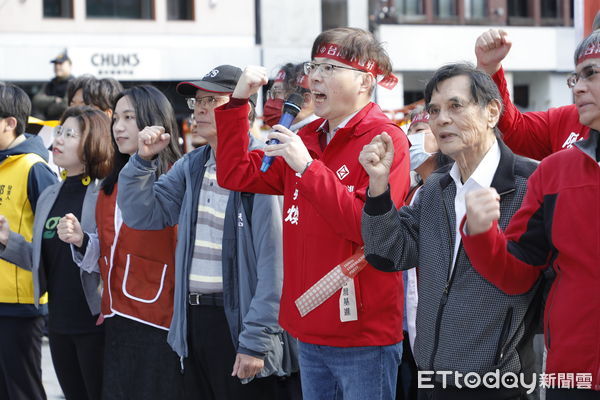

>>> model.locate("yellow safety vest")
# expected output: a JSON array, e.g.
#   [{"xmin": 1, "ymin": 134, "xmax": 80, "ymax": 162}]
[{"xmin": 0, "ymin": 153, "xmax": 49, "ymax": 304}]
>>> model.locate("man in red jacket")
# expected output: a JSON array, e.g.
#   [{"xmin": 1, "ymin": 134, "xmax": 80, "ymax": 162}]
[
  {"xmin": 474, "ymin": 28, "xmax": 598, "ymax": 160},
  {"xmin": 213, "ymin": 27, "xmax": 410, "ymax": 399},
  {"xmin": 463, "ymin": 30, "xmax": 600, "ymax": 399}
]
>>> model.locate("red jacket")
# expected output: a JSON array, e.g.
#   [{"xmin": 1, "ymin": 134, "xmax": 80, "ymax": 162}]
[
  {"xmin": 494, "ymin": 67, "xmax": 590, "ymax": 160},
  {"xmin": 461, "ymin": 134, "xmax": 600, "ymax": 390},
  {"xmin": 96, "ymin": 185, "xmax": 177, "ymax": 330},
  {"xmin": 215, "ymin": 102, "xmax": 410, "ymax": 346}
]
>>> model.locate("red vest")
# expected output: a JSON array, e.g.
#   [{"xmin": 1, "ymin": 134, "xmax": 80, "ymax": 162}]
[{"xmin": 96, "ymin": 185, "xmax": 177, "ymax": 330}]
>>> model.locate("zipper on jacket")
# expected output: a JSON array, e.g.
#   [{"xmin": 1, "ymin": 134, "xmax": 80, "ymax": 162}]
[
  {"xmin": 429, "ymin": 198, "xmax": 459, "ymax": 369},
  {"xmin": 429, "ymin": 268, "xmax": 457, "ymax": 370},
  {"xmin": 494, "ymin": 307, "xmax": 513, "ymax": 364},
  {"xmin": 429, "ymin": 188, "xmax": 516, "ymax": 370},
  {"xmin": 493, "ymin": 188, "xmax": 516, "ymax": 364}
]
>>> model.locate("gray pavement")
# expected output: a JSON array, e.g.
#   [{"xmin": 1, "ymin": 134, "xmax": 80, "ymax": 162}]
[{"xmin": 42, "ymin": 337, "xmax": 65, "ymax": 399}]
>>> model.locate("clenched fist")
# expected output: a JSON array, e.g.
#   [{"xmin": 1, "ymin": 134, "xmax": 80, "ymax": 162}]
[
  {"xmin": 138, "ymin": 126, "xmax": 171, "ymax": 161},
  {"xmin": 359, "ymin": 132, "xmax": 395, "ymax": 197},
  {"xmin": 232, "ymin": 66, "xmax": 268, "ymax": 100},
  {"xmin": 475, "ymin": 29, "xmax": 512, "ymax": 75},
  {"xmin": 465, "ymin": 188, "xmax": 501, "ymax": 235},
  {"xmin": 57, "ymin": 213, "xmax": 84, "ymax": 248}
]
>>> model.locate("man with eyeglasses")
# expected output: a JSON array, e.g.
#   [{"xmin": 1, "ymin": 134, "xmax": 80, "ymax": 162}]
[
  {"xmin": 263, "ymin": 63, "xmax": 317, "ymax": 132},
  {"xmin": 0, "ymin": 82, "xmax": 56, "ymax": 400},
  {"xmin": 211, "ymin": 28, "xmax": 411, "ymax": 399},
  {"xmin": 462, "ymin": 30, "xmax": 600, "ymax": 399},
  {"xmin": 474, "ymin": 22, "xmax": 600, "ymax": 160},
  {"xmin": 183, "ymin": 90, "xmax": 232, "ymax": 149},
  {"xmin": 116, "ymin": 65, "xmax": 300, "ymax": 399}
]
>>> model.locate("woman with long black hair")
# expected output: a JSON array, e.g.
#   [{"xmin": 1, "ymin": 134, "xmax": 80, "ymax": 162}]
[{"xmin": 59, "ymin": 86, "xmax": 184, "ymax": 400}]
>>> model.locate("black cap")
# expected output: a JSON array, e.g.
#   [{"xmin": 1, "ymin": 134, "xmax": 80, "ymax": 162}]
[
  {"xmin": 177, "ymin": 65, "xmax": 242, "ymax": 95},
  {"xmin": 176, "ymin": 65, "xmax": 257, "ymax": 106},
  {"xmin": 50, "ymin": 49, "xmax": 71, "ymax": 64}
]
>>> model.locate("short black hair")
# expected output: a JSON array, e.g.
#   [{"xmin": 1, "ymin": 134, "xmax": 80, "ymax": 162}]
[
  {"xmin": 0, "ymin": 82, "xmax": 31, "ymax": 136},
  {"xmin": 67, "ymin": 75, "xmax": 123, "ymax": 112},
  {"xmin": 67, "ymin": 75, "xmax": 94, "ymax": 105},
  {"xmin": 425, "ymin": 62, "xmax": 503, "ymax": 110},
  {"xmin": 93, "ymin": 78, "xmax": 123, "ymax": 111}
]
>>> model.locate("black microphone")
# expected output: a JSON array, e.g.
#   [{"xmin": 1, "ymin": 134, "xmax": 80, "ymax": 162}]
[{"xmin": 260, "ymin": 92, "xmax": 305, "ymax": 172}]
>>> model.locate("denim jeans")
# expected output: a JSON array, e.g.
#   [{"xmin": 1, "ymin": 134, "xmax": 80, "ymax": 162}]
[{"xmin": 298, "ymin": 340, "xmax": 403, "ymax": 400}]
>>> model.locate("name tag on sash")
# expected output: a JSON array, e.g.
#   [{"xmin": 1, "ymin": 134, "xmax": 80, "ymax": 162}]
[
  {"xmin": 339, "ymin": 279, "xmax": 358, "ymax": 322},
  {"xmin": 295, "ymin": 248, "xmax": 367, "ymax": 321}
]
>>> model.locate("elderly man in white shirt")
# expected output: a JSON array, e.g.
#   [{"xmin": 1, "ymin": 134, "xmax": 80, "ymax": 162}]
[{"xmin": 361, "ymin": 62, "xmax": 544, "ymax": 400}]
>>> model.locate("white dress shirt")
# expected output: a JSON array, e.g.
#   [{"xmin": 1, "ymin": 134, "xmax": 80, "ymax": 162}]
[{"xmin": 448, "ymin": 140, "xmax": 501, "ymax": 276}]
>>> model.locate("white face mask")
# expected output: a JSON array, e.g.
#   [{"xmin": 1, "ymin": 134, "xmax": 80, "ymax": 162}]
[{"xmin": 408, "ymin": 133, "xmax": 433, "ymax": 171}]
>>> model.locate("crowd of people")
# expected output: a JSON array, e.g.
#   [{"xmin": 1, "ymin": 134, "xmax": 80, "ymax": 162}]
[{"xmin": 0, "ymin": 20, "xmax": 598, "ymax": 400}]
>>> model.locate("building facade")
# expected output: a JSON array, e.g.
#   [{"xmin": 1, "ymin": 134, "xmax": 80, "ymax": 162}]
[{"xmin": 0, "ymin": 0, "xmax": 581, "ymax": 118}]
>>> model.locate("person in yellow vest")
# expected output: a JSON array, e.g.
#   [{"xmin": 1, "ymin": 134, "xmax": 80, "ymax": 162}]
[{"xmin": 0, "ymin": 82, "xmax": 57, "ymax": 400}]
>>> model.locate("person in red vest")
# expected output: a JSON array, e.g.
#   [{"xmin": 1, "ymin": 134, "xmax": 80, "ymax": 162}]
[
  {"xmin": 117, "ymin": 65, "xmax": 300, "ymax": 400},
  {"xmin": 463, "ymin": 30, "xmax": 600, "ymax": 399},
  {"xmin": 58, "ymin": 86, "xmax": 184, "ymax": 400}
]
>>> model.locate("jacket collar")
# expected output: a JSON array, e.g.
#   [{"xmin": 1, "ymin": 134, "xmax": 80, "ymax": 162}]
[
  {"xmin": 439, "ymin": 139, "xmax": 517, "ymax": 195},
  {"xmin": 302, "ymin": 102, "xmax": 392, "ymax": 157},
  {"xmin": 574, "ymin": 129, "xmax": 600, "ymax": 162}
]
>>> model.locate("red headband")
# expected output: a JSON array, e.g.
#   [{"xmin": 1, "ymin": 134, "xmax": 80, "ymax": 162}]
[
  {"xmin": 274, "ymin": 69, "xmax": 310, "ymax": 90},
  {"xmin": 315, "ymin": 43, "xmax": 398, "ymax": 89},
  {"xmin": 274, "ymin": 69, "xmax": 287, "ymax": 82},
  {"xmin": 577, "ymin": 41, "xmax": 600, "ymax": 64},
  {"xmin": 296, "ymin": 73, "xmax": 310, "ymax": 89},
  {"xmin": 409, "ymin": 112, "xmax": 430, "ymax": 130}
]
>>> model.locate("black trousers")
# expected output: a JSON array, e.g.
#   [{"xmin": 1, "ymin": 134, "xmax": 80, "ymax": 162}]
[
  {"xmin": 396, "ymin": 332, "xmax": 419, "ymax": 400},
  {"xmin": 48, "ymin": 331, "xmax": 104, "ymax": 400},
  {"xmin": 184, "ymin": 304, "xmax": 301, "ymax": 400},
  {"xmin": 102, "ymin": 315, "xmax": 184, "ymax": 400},
  {"xmin": 546, "ymin": 388, "xmax": 600, "ymax": 399},
  {"xmin": 0, "ymin": 316, "xmax": 46, "ymax": 400}
]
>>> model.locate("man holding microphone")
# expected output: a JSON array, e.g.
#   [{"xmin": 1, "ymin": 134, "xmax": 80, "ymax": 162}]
[{"xmin": 212, "ymin": 28, "xmax": 411, "ymax": 399}]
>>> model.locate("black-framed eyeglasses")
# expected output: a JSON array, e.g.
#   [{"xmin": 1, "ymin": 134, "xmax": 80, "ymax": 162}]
[
  {"xmin": 567, "ymin": 64, "xmax": 600, "ymax": 88},
  {"xmin": 303, "ymin": 62, "xmax": 364, "ymax": 77}
]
